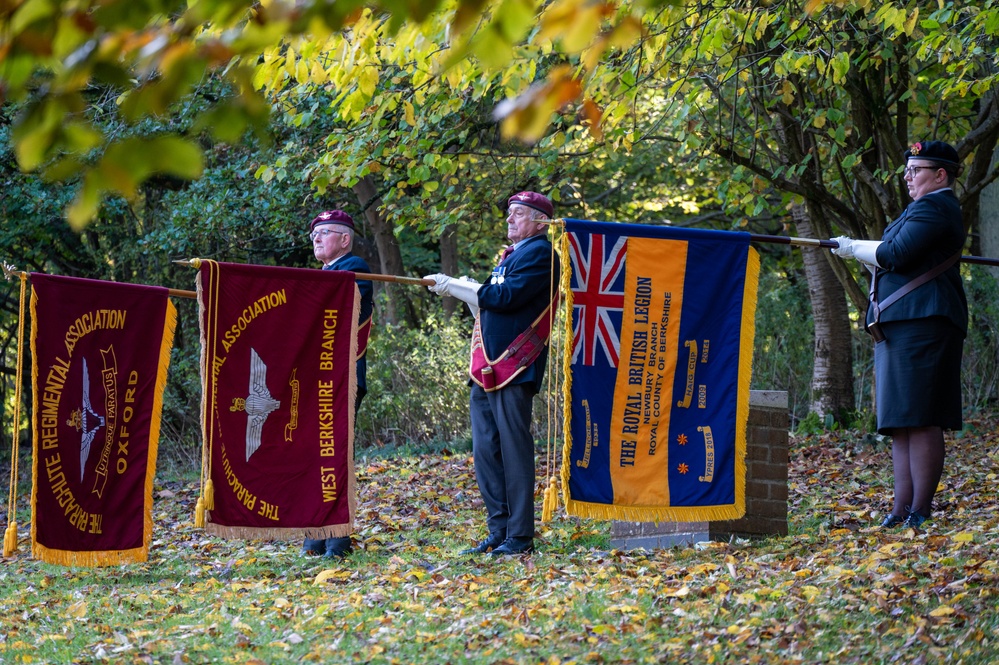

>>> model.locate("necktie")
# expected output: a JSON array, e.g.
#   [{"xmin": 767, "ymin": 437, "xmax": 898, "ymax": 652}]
[{"xmin": 500, "ymin": 246, "xmax": 514, "ymax": 262}]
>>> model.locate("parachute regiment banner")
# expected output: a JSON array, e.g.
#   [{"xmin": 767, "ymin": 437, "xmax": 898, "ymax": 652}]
[
  {"xmin": 197, "ymin": 261, "xmax": 358, "ymax": 540},
  {"xmin": 561, "ymin": 220, "xmax": 759, "ymax": 522},
  {"xmin": 30, "ymin": 274, "xmax": 176, "ymax": 566}
]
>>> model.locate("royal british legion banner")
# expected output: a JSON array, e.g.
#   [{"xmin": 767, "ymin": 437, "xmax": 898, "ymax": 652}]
[
  {"xmin": 30, "ymin": 274, "xmax": 176, "ymax": 566},
  {"xmin": 561, "ymin": 220, "xmax": 759, "ymax": 522},
  {"xmin": 198, "ymin": 261, "xmax": 358, "ymax": 540}
]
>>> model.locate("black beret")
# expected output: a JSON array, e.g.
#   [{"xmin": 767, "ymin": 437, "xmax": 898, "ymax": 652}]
[{"xmin": 904, "ymin": 140, "xmax": 959, "ymax": 167}]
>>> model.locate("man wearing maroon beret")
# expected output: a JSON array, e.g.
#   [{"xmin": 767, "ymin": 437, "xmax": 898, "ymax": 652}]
[
  {"xmin": 303, "ymin": 209, "xmax": 373, "ymax": 558},
  {"xmin": 425, "ymin": 191, "xmax": 560, "ymax": 556}
]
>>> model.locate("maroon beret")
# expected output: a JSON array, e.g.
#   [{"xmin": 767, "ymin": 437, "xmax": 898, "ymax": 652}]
[
  {"xmin": 508, "ymin": 191, "xmax": 554, "ymax": 218},
  {"xmin": 904, "ymin": 140, "xmax": 960, "ymax": 167},
  {"xmin": 310, "ymin": 210, "xmax": 355, "ymax": 231}
]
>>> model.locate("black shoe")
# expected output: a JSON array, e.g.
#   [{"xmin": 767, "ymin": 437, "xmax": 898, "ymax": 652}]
[
  {"xmin": 459, "ymin": 534, "xmax": 505, "ymax": 555},
  {"xmin": 880, "ymin": 514, "xmax": 906, "ymax": 529},
  {"xmin": 302, "ymin": 538, "xmax": 326, "ymax": 556},
  {"xmin": 903, "ymin": 512, "xmax": 928, "ymax": 529},
  {"xmin": 489, "ymin": 537, "xmax": 534, "ymax": 556},
  {"xmin": 323, "ymin": 536, "xmax": 353, "ymax": 559}
]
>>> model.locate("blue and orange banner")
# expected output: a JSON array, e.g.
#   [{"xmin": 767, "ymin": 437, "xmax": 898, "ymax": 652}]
[
  {"xmin": 30, "ymin": 274, "xmax": 176, "ymax": 566},
  {"xmin": 560, "ymin": 220, "xmax": 759, "ymax": 522},
  {"xmin": 197, "ymin": 261, "xmax": 358, "ymax": 540}
]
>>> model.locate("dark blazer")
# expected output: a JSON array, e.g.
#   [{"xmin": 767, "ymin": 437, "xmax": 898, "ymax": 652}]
[
  {"xmin": 869, "ymin": 188, "xmax": 967, "ymax": 334},
  {"xmin": 325, "ymin": 253, "xmax": 373, "ymax": 397},
  {"xmin": 477, "ymin": 234, "xmax": 560, "ymax": 394}
]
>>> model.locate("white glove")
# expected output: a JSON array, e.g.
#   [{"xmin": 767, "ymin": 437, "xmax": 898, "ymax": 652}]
[
  {"xmin": 831, "ymin": 237, "xmax": 883, "ymax": 268},
  {"xmin": 425, "ymin": 274, "xmax": 452, "ymax": 296},
  {"xmin": 831, "ymin": 236, "xmax": 856, "ymax": 259},
  {"xmin": 424, "ymin": 274, "xmax": 481, "ymax": 316}
]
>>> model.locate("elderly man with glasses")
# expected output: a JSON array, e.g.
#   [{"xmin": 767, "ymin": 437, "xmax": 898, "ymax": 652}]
[
  {"xmin": 830, "ymin": 140, "xmax": 967, "ymax": 531},
  {"xmin": 303, "ymin": 209, "xmax": 374, "ymax": 559},
  {"xmin": 424, "ymin": 191, "xmax": 561, "ymax": 557}
]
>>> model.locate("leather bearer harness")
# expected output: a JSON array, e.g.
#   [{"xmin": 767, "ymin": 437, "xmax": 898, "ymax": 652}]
[
  {"xmin": 469, "ymin": 294, "xmax": 559, "ymax": 392},
  {"xmin": 867, "ymin": 251, "xmax": 961, "ymax": 343}
]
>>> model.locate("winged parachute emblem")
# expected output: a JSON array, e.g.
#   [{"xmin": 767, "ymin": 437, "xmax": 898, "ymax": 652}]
[
  {"xmin": 230, "ymin": 348, "xmax": 281, "ymax": 462},
  {"xmin": 72, "ymin": 357, "xmax": 106, "ymax": 481}
]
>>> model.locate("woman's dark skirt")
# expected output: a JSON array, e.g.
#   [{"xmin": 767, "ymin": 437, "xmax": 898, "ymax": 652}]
[{"xmin": 874, "ymin": 317, "xmax": 964, "ymax": 434}]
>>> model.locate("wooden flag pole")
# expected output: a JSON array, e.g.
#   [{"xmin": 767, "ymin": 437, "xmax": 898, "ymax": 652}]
[{"xmin": 170, "ymin": 259, "xmax": 435, "ymax": 299}]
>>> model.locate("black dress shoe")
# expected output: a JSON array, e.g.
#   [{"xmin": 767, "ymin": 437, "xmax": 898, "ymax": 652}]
[
  {"xmin": 302, "ymin": 538, "xmax": 326, "ymax": 556},
  {"xmin": 903, "ymin": 512, "xmax": 928, "ymax": 529},
  {"xmin": 323, "ymin": 536, "xmax": 353, "ymax": 559},
  {"xmin": 459, "ymin": 534, "xmax": 505, "ymax": 555},
  {"xmin": 879, "ymin": 514, "xmax": 906, "ymax": 529},
  {"xmin": 489, "ymin": 537, "xmax": 534, "ymax": 556}
]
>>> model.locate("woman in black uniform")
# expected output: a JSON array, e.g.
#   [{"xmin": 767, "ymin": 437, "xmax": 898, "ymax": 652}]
[{"xmin": 832, "ymin": 140, "xmax": 967, "ymax": 529}]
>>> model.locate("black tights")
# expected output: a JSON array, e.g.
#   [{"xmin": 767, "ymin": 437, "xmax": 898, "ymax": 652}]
[{"xmin": 889, "ymin": 426, "xmax": 945, "ymax": 519}]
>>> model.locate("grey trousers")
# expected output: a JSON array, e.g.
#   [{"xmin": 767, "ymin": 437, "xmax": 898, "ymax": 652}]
[{"xmin": 469, "ymin": 384, "xmax": 536, "ymax": 540}]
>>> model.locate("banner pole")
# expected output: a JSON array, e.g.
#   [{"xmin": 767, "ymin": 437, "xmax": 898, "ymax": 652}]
[
  {"xmin": 542, "ymin": 221, "xmax": 999, "ymax": 266},
  {"xmin": 172, "ymin": 260, "xmax": 435, "ymax": 295}
]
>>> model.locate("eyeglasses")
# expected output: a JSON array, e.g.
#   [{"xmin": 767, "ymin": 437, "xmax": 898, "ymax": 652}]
[
  {"xmin": 903, "ymin": 165, "xmax": 939, "ymax": 178},
  {"xmin": 309, "ymin": 228, "xmax": 346, "ymax": 241}
]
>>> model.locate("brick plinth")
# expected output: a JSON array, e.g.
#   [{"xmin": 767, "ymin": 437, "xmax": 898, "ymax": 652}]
[{"xmin": 610, "ymin": 390, "xmax": 789, "ymax": 550}]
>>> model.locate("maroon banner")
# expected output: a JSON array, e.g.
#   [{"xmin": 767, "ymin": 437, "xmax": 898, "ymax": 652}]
[
  {"xmin": 30, "ymin": 274, "xmax": 176, "ymax": 566},
  {"xmin": 197, "ymin": 261, "xmax": 358, "ymax": 539}
]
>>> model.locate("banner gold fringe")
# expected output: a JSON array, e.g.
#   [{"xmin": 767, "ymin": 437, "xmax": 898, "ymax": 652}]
[
  {"xmin": 4, "ymin": 272, "xmax": 27, "ymax": 558},
  {"xmin": 195, "ymin": 262, "xmax": 214, "ymax": 526},
  {"xmin": 558, "ymin": 235, "xmax": 760, "ymax": 523},
  {"xmin": 207, "ymin": 523, "xmax": 353, "ymax": 541},
  {"xmin": 559, "ymin": 233, "xmax": 576, "ymax": 512}
]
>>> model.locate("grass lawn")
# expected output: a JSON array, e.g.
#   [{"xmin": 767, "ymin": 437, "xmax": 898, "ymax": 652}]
[{"xmin": 1, "ymin": 418, "xmax": 997, "ymax": 664}]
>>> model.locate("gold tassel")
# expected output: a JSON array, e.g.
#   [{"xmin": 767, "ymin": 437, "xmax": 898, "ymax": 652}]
[
  {"xmin": 204, "ymin": 479, "xmax": 215, "ymax": 511},
  {"xmin": 541, "ymin": 477, "xmax": 558, "ymax": 523},
  {"xmin": 3, "ymin": 521, "xmax": 16, "ymax": 557},
  {"xmin": 194, "ymin": 497, "xmax": 205, "ymax": 528}
]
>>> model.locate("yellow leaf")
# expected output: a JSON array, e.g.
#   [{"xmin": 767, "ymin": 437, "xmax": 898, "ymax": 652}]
[
  {"xmin": 929, "ymin": 605, "xmax": 955, "ymax": 617},
  {"xmin": 664, "ymin": 585, "xmax": 690, "ymax": 597},
  {"xmin": 314, "ymin": 569, "xmax": 350, "ymax": 585},
  {"xmin": 65, "ymin": 600, "xmax": 87, "ymax": 619},
  {"xmin": 953, "ymin": 532, "xmax": 974, "ymax": 543},
  {"xmin": 561, "ymin": 5, "xmax": 602, "ymax": 53},
  {"xmin": 404, "ymin": 101, "xmax": 416, "ymax": 126},
  {"xmin": 800, "ymin": 585, "xmax": 821, "ymax": 602},
  {"xmin": 358, "ymin": 66, "xmax": 379, "ymax": 97}
]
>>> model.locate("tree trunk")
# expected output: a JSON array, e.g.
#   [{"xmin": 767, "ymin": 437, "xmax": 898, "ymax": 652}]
[
  {"xmin": 793, "ymin": 203, "xmax": 857, "ymax": 422},
  {"xmin": 352, "ymin": 175, "xmax": 411, "ymax": 326},
  {"xmin": 979, "ymin": 147, "xmax": 999, "ymax": 279}
]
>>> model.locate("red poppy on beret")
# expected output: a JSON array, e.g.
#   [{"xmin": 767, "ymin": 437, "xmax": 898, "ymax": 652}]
[
  {"xmin": 310, "ymin": 210, "xmax": 355, "ymax": 231},
  {"xmin": 507, "ymin": 191, "xmax": 554, "ymax": 218}
]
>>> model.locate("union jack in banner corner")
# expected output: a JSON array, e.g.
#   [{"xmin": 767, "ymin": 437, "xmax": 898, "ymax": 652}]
[{"xmin": 567, "ymin": 229, "xmax": 627, "ymax": 367}]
